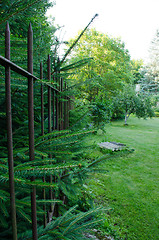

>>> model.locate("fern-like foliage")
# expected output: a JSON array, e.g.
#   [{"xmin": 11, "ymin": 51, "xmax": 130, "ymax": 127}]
[{"xmin": 18, "ymin": 205, "xmax": 105, "ymax": 240}]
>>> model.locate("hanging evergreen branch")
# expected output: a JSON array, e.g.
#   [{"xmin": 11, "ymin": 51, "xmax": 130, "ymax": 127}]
[{"xmin": 0, "ymin": 0, "xmax": 42, "ymax": 25}]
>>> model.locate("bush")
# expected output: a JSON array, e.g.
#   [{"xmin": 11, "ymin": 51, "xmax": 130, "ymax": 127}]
[
  {"xmin": 90, "ymin": 99, "xmax": 112, "ymax": 129},
  {"xmin": 69, "ymin": 103, "xmax": 91, "ymax": 130},
  {"xmin": 155, "ymin": 111, "xmax": 159, "ymax": 117}
]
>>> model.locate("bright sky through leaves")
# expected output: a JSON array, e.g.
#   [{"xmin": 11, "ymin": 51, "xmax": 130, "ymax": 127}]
[{"xmin": 47, "ymin": 0, "xmax": 159, "ymax": 61}]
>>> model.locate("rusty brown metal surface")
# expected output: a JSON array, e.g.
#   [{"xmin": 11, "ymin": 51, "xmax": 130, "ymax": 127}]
[
  {"xmin": 48, "ymin": 55, "xmax": 52, "ymax": 134},
  {"xmin": 52, "ymin": 89, "xmax": 55, "ymax": 130},
  {"xmin": 27, "ymin": 23, "xmax": 38, "ymax": 240},
  {"xmin": 60, "ymin": 78, "xmax": 63, "ymax": 130},
  {"xmin": 56, "ymin": 92, "xmax": 59, "ymax": 130},
  {"xmin": 40, "ymin": 62, "xmax": 47, "ymax": 227},
  {"xmin": 0, "ymin": 55, "xmax": 62, "ymax": 94},
  {"xmin": 0, "ymin": 55, "xmax": 38, "ymax": 79},
  {"xmin": 64, "ymin": 81, "xmax": 67, "ymax": 129},
  {"xmin": 40, "ymin": 62, "xmax": 44, "ymax": 136},
  {"xmin": 5, "ymin": 22, "xmax": 17, "ymax": 240},
  {"xmin": 47, "ymin": 55, "xmax": 54, "ymax": 217},
  {"xmin": 68, "ymin": 97, "xmax": 70, "ymax": 128}
]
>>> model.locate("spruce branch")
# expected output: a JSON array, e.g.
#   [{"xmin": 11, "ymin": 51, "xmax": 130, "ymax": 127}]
[{"xmin": 0, "ymin": 0, "xmax": 42, "ymax": 25}]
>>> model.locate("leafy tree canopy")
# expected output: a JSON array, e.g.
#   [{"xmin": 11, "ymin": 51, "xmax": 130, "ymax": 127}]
[
  {"xmin": 113, "ymin": 84, "xmax": 154, "ymax": 125},
  {"xmin": 131, "ymin": 59, "xmax": 144, "ymax": 84},
  {"xmin": 67, "ymin": 28, "xmax": 134, "ymax": 102}
]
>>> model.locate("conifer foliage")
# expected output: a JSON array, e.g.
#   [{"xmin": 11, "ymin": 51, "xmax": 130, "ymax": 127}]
[{"xmin": 0, "ymin": 1, "xmax": 107, "ymax": 239}]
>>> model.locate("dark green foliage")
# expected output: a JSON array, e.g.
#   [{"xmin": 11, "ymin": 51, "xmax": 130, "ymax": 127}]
[
  {"xmin": 131, "ymin": 59, "xmax": 144, "ymax": 84},
  {"xmin": 0, "ymin": 0, "xmax": 57, "ymax": 69},
  {"xmin": 90, "ymin": 99, "xmax": 112, "ymax": 129},
  {"xmin": 69, "ymin": 104, "xmax": 91, "ymax": 130},
  {"xmin": 17, "ymin": 205, "xmax": 105, "ymax": 240},
  {"xmin": 0, "ymin": 123, "xmax": 107, "ymax": 238}
]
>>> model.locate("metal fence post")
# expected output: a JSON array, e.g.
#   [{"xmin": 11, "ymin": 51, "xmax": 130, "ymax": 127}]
[
  {"xmin": 40, "ymin": 62, "xmax": 47, "ymax": 228},
  {"xmin": 5, "ymin": 22, "xmax": 17, "ymax": 240},
  {"xmin": 60, "ymin": 78, "xmax": 63, "ymax": 130},
  {"xmin": 64, "ymin": 81, "xmax": 67, "ymax": 129},
  {"xmin": 28, "ymin": 23, "xmax": 38, "ymax": 240},
  {"xmin": 52, "ymin": 75, "xmax": 55, "ymax": 130},
  {"xmin": 47, "ymin": 55, "xmax": 54, "ymax": 222},
  {"xmin": 40, "ymin": 62, "xmax": 44, "ymax": 137},
  {"xmin": 68, "ymin": 97, "xmax": 70, "ymax": 128},
  {"xmin": 48, "ymin": 55, "xmax": 52, "ymax": 134},
  {"xmin": 55, "ymin": 68, "xmax": 59, "ymax": 130}
]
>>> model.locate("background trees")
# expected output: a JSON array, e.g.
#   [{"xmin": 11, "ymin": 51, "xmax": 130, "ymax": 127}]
[
  {"xmin": 138, "ymin": 30, "xmax": 159, "ymax": 95},
  {"xmin": 148, "ymin": 30, "xmax": 159, "ymax": 84},
  {"xmin": 66, "ymin": 29, "xmax": 155, "ymax": 127},
  {"xmin": 112, "ymin": 85, "xmax": 154, "ymax": 125}
]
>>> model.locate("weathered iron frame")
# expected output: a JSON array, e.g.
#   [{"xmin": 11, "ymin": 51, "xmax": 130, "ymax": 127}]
[{"xmin": 1, "ymin": 22, "xmax": 70, "ymax": 240}]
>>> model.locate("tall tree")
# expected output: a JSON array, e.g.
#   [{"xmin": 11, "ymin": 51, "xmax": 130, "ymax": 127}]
[
  {"xmin": 113, "ymin": 84, "xmax": 154, "ymax": 125},
  {"xmin": 131, "ymin": 59, "xmax": 144, "ymax": 84},
  {"xmin": 67, "ymin": 29, "xmax": 134, "ymax": 103}
]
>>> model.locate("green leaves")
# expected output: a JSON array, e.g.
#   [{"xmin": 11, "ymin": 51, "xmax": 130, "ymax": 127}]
[
  {"xmin": 112, "ymin": 84, "xmax": 155, "ymax": 124},
  {"xmin": 67, "ymin": 28, "xmax": 133, "ymax": 103}
]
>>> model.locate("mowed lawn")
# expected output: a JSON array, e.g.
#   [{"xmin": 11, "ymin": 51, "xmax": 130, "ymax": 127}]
[{"xmin": 89, "ymin": 116, "xmax": 159, "ymax": 240}]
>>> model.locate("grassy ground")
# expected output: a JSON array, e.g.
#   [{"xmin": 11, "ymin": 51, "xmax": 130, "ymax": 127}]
[{"xmin": 87, "ymin": 116, "xmax": 159, "ymax": 240}]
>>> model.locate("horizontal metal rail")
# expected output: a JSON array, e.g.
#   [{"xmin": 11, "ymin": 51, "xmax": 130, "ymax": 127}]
[{"xmin": 0, "ymin": 55, "xmax": 63, "ymax": 94}]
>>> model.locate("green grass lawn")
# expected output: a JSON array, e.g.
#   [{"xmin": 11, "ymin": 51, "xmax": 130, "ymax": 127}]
[{"xmin": 88, "ymin": 116, "xmax": 159, "ymax": 240}]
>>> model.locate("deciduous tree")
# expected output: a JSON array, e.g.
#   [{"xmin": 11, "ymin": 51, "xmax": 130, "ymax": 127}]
[
  {"xmin": 113, "ymin": 85, "xmax": 154, "ymax": 125},
  {"xmin": 67, "ymin": 29, "xmax": 134, "ymax": 102}
]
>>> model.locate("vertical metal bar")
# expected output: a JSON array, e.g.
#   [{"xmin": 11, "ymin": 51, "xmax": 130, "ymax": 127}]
[
  {"xmin": 58, "ymin": 74, "xmax": 61, "ymax": 130},
  {"xmin": 64, "ymin": 81, "xmax": 67, "ymax": 129},
  {"xmin": 40, "ymin": 62, "xmax": 46, "ymax": 228},
  {"xmin": 47, "ymin": 55, "xmax": 53, "ymax": 219},
  {"xmin": 60, "ymin": 78, "xmax": 63, "ymax": 130},
  {"xmin": 40, "ymin": 62, "xmax": 44, "ymax": 136},
  {"xmin": 28, "ymin": 23, "xmax": 38, "ymax": 240},
  {"xmin": 55, "ymin": 58, "xmax": 60, "ymax": 130},
  {"xmin": 48, "ymin": 55, "xmax": 52, "ymax": 134},
  {"xmin": 52, "ymin": 93, "xmax": 55, "ymax": 130},
  {"xmin": 5, "ymin": 22, "xmax": 17, "ymax": 240},
  {"xmin": 67, "ymin": 97, "xmax": 70, "ymax": 128},
  {"xmin": 55, "ymin": 69, "xmax": 59, "ymax": 130},
  {"xmin": 52, "ymin": 76, "xmax": 55, "ymax": 130},
  {"xmin": 56, "ymin": 92, "xmax": 59, "ymax": 130}
]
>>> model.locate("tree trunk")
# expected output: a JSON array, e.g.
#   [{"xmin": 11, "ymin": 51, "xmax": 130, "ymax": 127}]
[
  {"xmin": 125, "ymin": 115, "xmax": 127, "ymax": 125},
  {"xmin": 125, "ymin": 112, "xmax": 128, "ymax": 125},
  {"xmin": 124, "ymin": 112, "xmax": 130, "ymax": 125}
]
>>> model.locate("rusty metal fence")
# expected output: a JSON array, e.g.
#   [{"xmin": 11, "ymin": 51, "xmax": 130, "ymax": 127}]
[{"xmin": 0, "ymin": 22, "xmax": 70, "ymax": 240}]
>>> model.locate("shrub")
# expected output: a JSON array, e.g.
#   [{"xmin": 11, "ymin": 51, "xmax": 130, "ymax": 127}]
[{"xmin": 90, "ymin": 99, "xmax": 112, "ymax": 129}]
